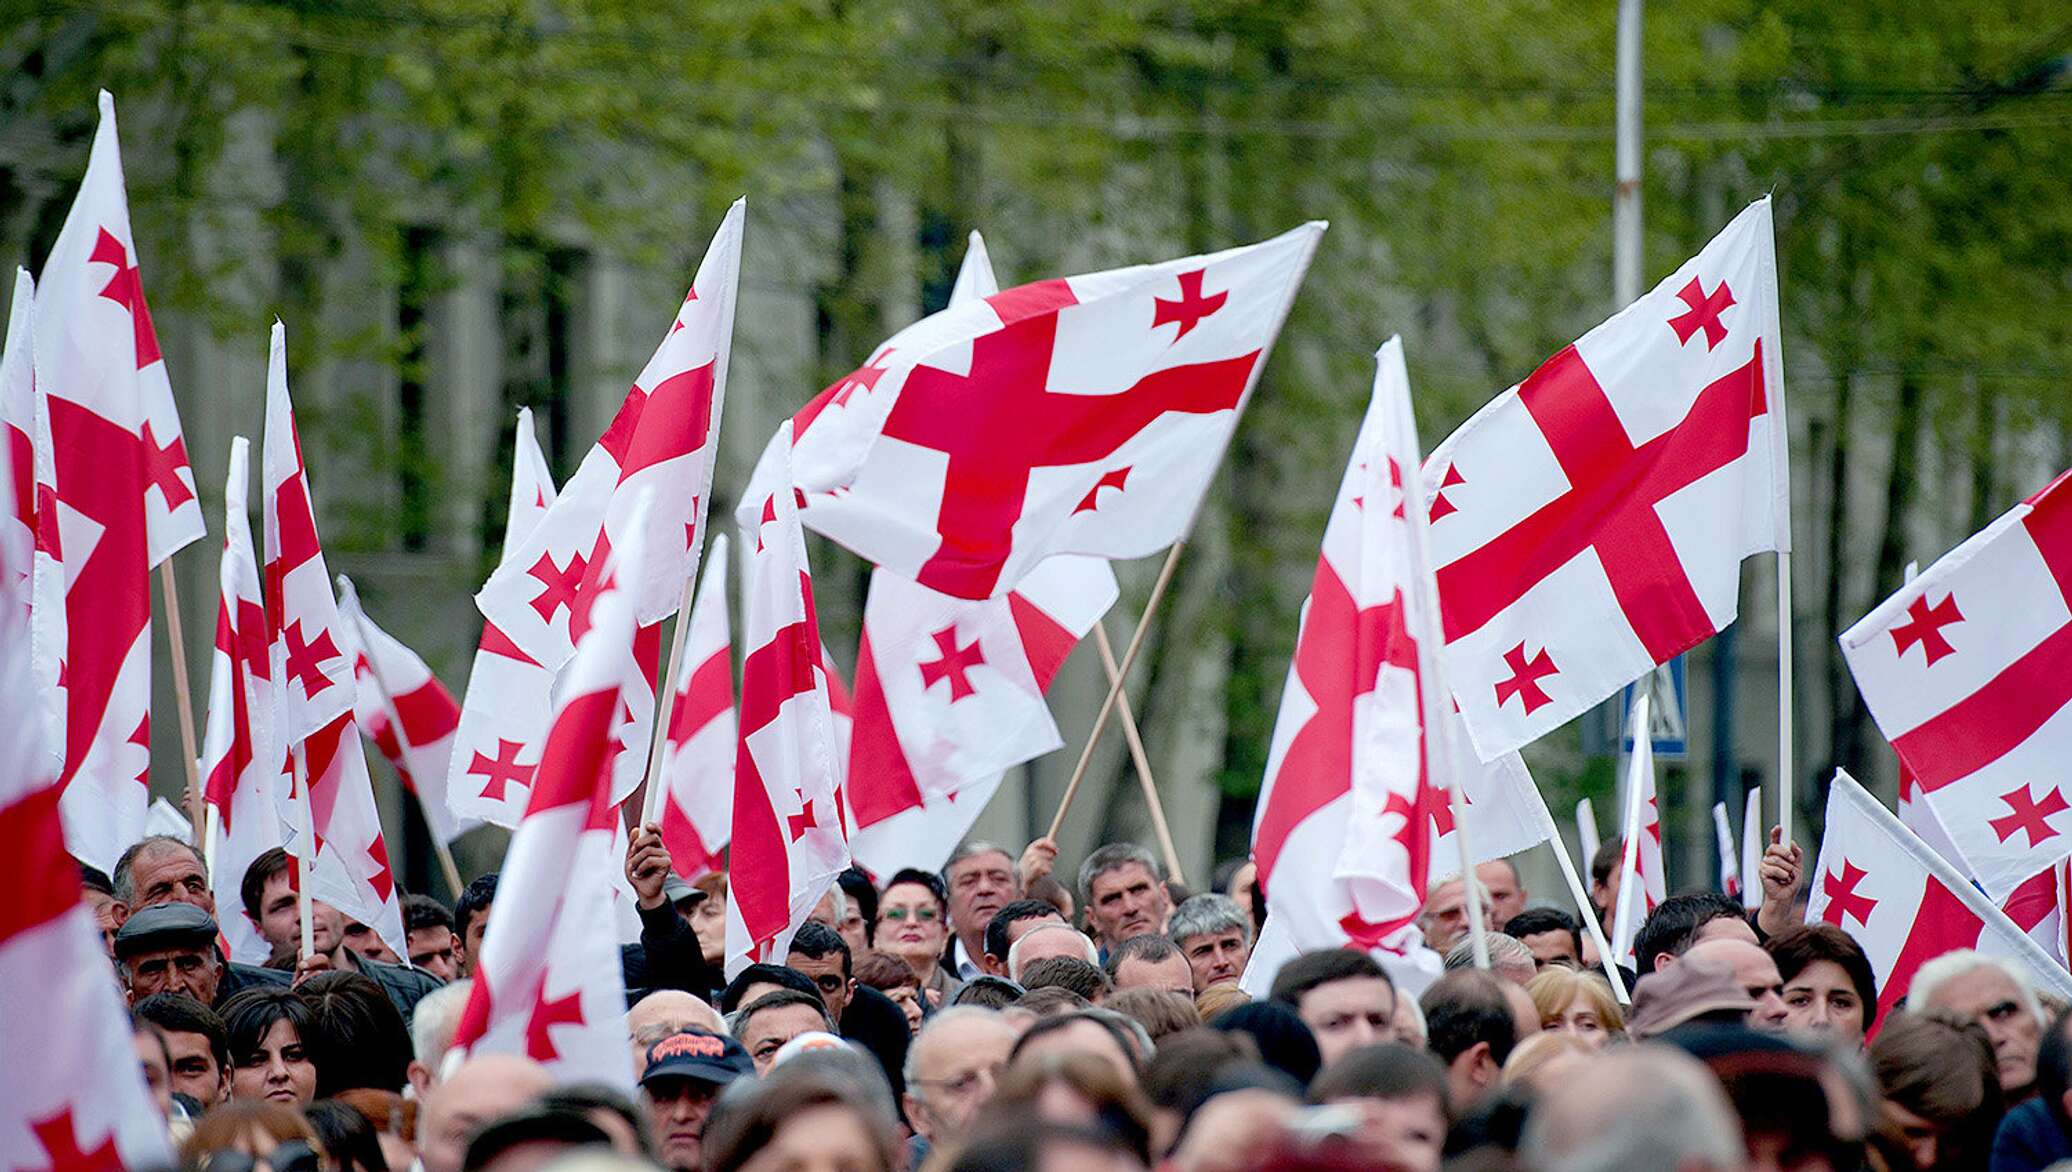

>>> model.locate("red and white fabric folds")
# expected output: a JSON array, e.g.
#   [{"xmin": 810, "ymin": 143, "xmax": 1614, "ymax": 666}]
[
  {"xmin": 725, "ymin": 424, "xmax": 847, "ymax": 977},
  {"xmin": 1808, "ymin": 770, "xmax": 2072, "ymax": 1033},
  {"xmin": 31, "ymin": 92, "xmax": 207, "ymax": 870},
  {"xmin": 336, "ymin": 578, "xmax": 472, "ymax": 846},
  {"xmin": 1, "ymin": 269, "xmax": 32, "ymax": 616},
  {"xmin": 201, "ymin": 437, "xmax": 285, "ymax": 965},
  {"xmin": 1841, "ymin": 468, "xmax": 2072, "ymax": 899},
  {"xmin": 1425, "ymin": 199, "xmax": 1787, "ymax": 762},
  {"xmin": 262, "ymin": 322, "xmax": 404, "ymax": 959},
  {"xmin": 1715, "ymin": 802, "xmax": 1742, "ymax": 899},
  {"xmin": 449, "ymin": 498, "xmax": 653, "ymax": 1090},
  {"xmin": 656, "ymin": 532, "xmax": 734, "ymax": 880},
  {"xmin": 0, "ymin": 395, "xmax": 175, "ymax": 1172},
  {"xmin": 447, "ymin": 408, "xmax": 559, "ymax": 828},
  {"xmin": 774, "ymin": 222, "xmax": 1325, "ymax": 600},
  {"xmin": 1607, "ymin": 693, "xmax": 1666, "ymax": 966}
]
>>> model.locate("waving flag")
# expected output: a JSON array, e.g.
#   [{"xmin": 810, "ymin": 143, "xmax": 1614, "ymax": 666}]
[
  {"xmin": 725, "ymin": 423, "xmax": 847, "ymax": 977},
  {"xmin": 1, "ymin": 270, "xmax": 32, "ymax": 615},
  {"xmin": 656, "ymin": 533, "xmax": 734, "ymax": 880},
  {"xmin": 767, "ymin": 222, "xmax": 1325, "ymax": 600},
  {"xmin": 1425, "ymin": 199, "xmax": 1787, "ymax": 761},
  {"xmin": 200, "ymin": 437, "xmax": 284, "ymax": 964},
  {"xmin": 31, "ymin": 92, "xmax": 208, "ymax": 870},
  {"xmin": 262, "ymin": 322, "xmax": 404, "ymax": 959},
  {"xmin": 1607, "ymin": 692, "xmax": 1665, "ymax": 966},
  {"xmin": 335, "ymin": 577, "xmax": 473, "ymax": 846},
  {"xmin": 449, "ymin": 497, "xmax": 653, "ymax": 1089}
]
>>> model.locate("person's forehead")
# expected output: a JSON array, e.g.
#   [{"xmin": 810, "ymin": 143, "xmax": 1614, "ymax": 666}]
[
  {"xmin": 130, "ymin": 944, "xmax": 211, "ymax": 964},
  {"xmin": 1787, "ymin": 959, "xmax": 1852, "ymax": 991},
  {"xmin": 1305, "ymin": 975, "xmax": 1392, "ymax": 1009},
  {"xmin": 1520, "ymin": 929, "xmax": 1575, "ymax": 952},
  {"xmin": 1094, "ymin": 863, "xmax": 1155, "ymax": 892},
  {"xmin": 137, "ymin": 844, "xmax": 205, "ymax": 877},
  {"xmin": 950, "ymin": 850, "xmax": 1013, "ymax": 877},
  {"xmin": 882, "ymin": 883, "xmax": 940, "ymax": 908},
  {"xmin": 1006, "ymin": 913, "xmax": 1065, "ymax": 942},
  {"xmin": 920, "ymin": 1019, "xmax": 1016, "ymax": 1070},
  {"xmin": 1938, "ymin": 963, "xmax": 2018, "ymax": 1004},
  {"xmin": 788, "ymin": 952, "xmax": 841, "ymax": 973},
  {"xmin": 747, "ymin": 1003, "xmax": 824, "ymax": 1037},
  {"xmin": 162, "ymin": 1028, "xmax": 213, "ymax": 1051}
]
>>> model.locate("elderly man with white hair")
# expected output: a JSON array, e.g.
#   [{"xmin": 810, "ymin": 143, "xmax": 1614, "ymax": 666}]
[
  {"xmin": 1523, "ymin": 1046, "xmax": 1744, "ymax": 1172},
  {"xmin": 1443, "ymin": 932, "xmax": 1538, "ymax": 986},
  {"xmin": 407, "ymin": 979, "xmax": 474, "ymax": 1096},
  {"xmin": 903, "ymin": 1007, "xmax": 1020, "ymax": 1167},
  {"xmin": 1911, "ymin": 949, "xmax": 2047, "ymax": 1100},
  {"xmin": 1007, "ymin": 922, "xmax": 1100, "ymax": 983}
]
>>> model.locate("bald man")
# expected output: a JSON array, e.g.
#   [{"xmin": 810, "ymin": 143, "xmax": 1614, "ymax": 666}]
[
  {"xmin": 627, "ymin": 990, "xmax": 728, "ymax": 1073},
  {"xmin": 1685, "ymin": 937, "xmax": 1789, "ymax": 1029},
  {"xmin": 418, "ymin": 1054, "xmax": 553, "ymax": 1172}
]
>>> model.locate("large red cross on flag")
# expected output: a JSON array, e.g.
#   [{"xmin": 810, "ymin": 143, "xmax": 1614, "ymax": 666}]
[
  {"xmin": 1, "ymin": 270, "xmax": 33, "ymax": 620},
  {"xmin": 1424, "ymin": 199, "xmax": 1788, "ymax": 762},
  {"xmin": 725, "ymin": 423, "xmax": 848, "ymax": 978},
  {"xmin": 262, "ymin": 322, "xmax": 405, "ymax": 959},
  {"xmin": 336, "ymin": 577, "xmax": 474, "ymax": 846},
  {"xmin": 1245, "ymin": 340, "xmax": 1544, "ymax": 997},
  {"xmin": 30, "ymin": 93, "xmax": 208, "ymax": 870},
  {"xmin": 1808, "ymin": 770, "xmax": 2072, "ymax": 1035},
  {"xmin": 0, "ymin": 420, "xmax": 175, "ymax": 1172},
  {"xmin": 449, "ymin": 495, "xmax": 652, "ymax": 1090},
  {"xmin": 656, "ymin": 532, "xmax": 735, "ymax": 880},
  {"xmin": 768, "ymin": 222, "xmax": 1325, "ymax": 600},
  {"xmin": 1841, "ymin": 468, "xmax": 2072, "ymax": 899},
  {"xmin": 201, "ymin": 437, "xmax": 287, "ymax": 965}
]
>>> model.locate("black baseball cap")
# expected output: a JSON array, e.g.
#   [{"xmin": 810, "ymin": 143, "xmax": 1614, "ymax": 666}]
[
  {"xmin": 114, "ymin": 902, "xmax": 219, "ymax": 958},
  {"xmin": 640, "ymin": 1029, "xmax": 753, "ymax": 1088}
]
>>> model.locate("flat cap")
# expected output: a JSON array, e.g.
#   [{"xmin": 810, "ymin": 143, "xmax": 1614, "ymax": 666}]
[{"xmin": 114, "ymin": 902, "xmax": 219, "ymax": 958}]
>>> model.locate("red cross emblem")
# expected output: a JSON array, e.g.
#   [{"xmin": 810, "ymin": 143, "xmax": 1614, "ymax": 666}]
[
  {"xmin": 1435, "ymin": 342, "xmax": 1770, "ymax": 665},
  {"xmin": 1889, "ymin": 593, "xmax": 1963, "ymax": 666},
  {"xmin": 1339, "ymin": 908, "xmax": 1397, "ymax": 951},
  {"xmin": 27, "ymin": 1106, "xmax": 121, "ymax": 1172},
  {"xmin": 1820, "ymin": 860, "xmax": 1878, "ymax": 929},
  {"xmin": 1989, "ymin": 783, "xmax": 2070, "ymax": 848},
  {"xmin": 525, "ymin": 980, "xmax": 586, "ymax": 1062},
  {"xmin": 917, "ymin": 626, "xmax": 986, "ymax": 701},
  {"xmin": 125, "ymin": 715, "xmax": 150, "ymax": 788},
  {"xmin": 527, "ymin": 549, "xmax": 588, "ymax": 623},
  {"xmin": 467, "ymin": 738, "xmax": 536, "ymax": 801},
  {"xmin": 282, "ymin": 621, "xmax": 343, "ymax": 698},
  {"xmin": 878, "ymin": 281, "xmax": 1260, "ymax": 597},
  {"xmin": 1668, "ymin": 276, "xmax": 1735, "ymax": 351},
  {"xmin": 831, "ymin": 353, "xmax": 891, "ymax": 410},
  {"xmin": 89, "ymin": 228, "xmax": 163, "ymax": 369},
  {"xmin": 1386, "ymin": 457, "xmax": 1407, "ymax": 519},
  {"xmin": 1073, "ymin": 466, "xmax": 1132, "ymax": 515},
  {"xmin": 139, "ymin": 422, "xmax": 193, "ymax": 511},
  {"xmin": 1493, "ymin": 642, "xmax": 1558, "ymax": 714},
  {"xmin": 1428, "ymin": 463, "xmax": 1465, "ymax": 521},
  {"xmin": 787, "ymin": 792, "xmax": 819, "ymax": 842},
  {"xmin": 364, "ymin": 836, "xmax": 395, "ymax": 902},
  {"xmin": 1151, "ymin": 269, "xmax": 1228, "ymax": 341}
]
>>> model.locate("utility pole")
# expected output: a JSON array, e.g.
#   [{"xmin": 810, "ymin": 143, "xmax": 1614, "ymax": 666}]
[{"xmin": 1614, "ymin": 0, "xmax": 1643, "ymax": 307}]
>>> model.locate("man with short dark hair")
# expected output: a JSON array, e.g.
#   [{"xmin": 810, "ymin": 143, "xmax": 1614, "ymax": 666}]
[
  {"xmin": 1503, "ymin": 907, "xmax": 1583, "ymax": 972},
  {"xmin": 452, "ymin": 872, "xmax": 499, "ymax": 978},
  {"xmin": 1019, "ymin": 956, "xmax": 1113, "ymax": 1002},
  {"xmin": 1269, "ymin": 948, "xmax": 1397, "ymax": 1066},
  {"xmin": 1103, "ymin": 935, "xmax": 1193, "ymax": 994},
  {"xmin": 732, "ymin": 990, "xmax": 836, "ymax": 1074},
  {"xmin": 786, "ymin": 922, "xmax": 855, "ymax": 1022},
  {"xmin": 133, "ymin": 992, "xmax": 230, "ymax": 1106},
  {"xmin": 1077, "ymin": 844, "xmax": 1172, "ymax": 952},
  {"xmin": 983, "ymin": 899, "xmax": 1064, "ymax": 977},
  {"xmin": 235, "ymin": 848, "xmax": 441, "ymax": 1016},
  {"xmin": 639, "ymin": 1029, "xmax": 753, "ymax": 1172},
  {"xmin": 943, "ymin": 842, "xmax": 1018, "ymax": 981},
  {"xmin": 403, "ymin": 894, "xmax": 459, "ymax": 981},
  {"xmin": 1166, "ymin": 894, "xmax": 1252, "ymax": 991},
  {"xmin": 1421, "ymin": 969, "xmax": 1529, "ymax": 1112},
  {"xmin": 1633, "ymin": 892, "xmax": 1756, "ymax": 976}
]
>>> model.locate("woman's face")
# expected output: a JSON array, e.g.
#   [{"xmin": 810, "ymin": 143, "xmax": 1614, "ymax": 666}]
[
  {"xmin": 885, "ymin": 984, "xmax": 925, "ymax": 1034},
  {"xmin": 875, "ymin": 884, "xmax": 946, "ymax": 967},
  {"xmin": 1781, "ymin": 959, "xmax": 1867, "ymax": 1042},
  {"xmin": 739, "ymin": 1103, "xmax": 882, "ymax": 1172},
  {"xmin": 692, "ymin": 892, "xmax": 728, "ymax": 966},
  {"xmin": 231, "ymin": 1018, "xmax": 318, "ymax": 1105},
  {"xmin": 1542, "ymin": 993, "xmax": 1611, "ymax": 1049}
]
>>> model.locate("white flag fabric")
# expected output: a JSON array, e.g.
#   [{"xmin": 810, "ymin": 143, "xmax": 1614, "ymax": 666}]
[
  {"xmin": 261, "ymin": 322, "xmax": 404, "ymax": 960},
  {"xmin": 0, "ymin": 398, "xmax": 176, "ymax": 1172},
  {"xmin": 1425, "ymin": 199, "xmax": 1787, "ymax": 762},
  {"xmin": 1715, "ymin": 802, "xmax": 1741, "ymax": 899},
  {"xmin": 201, "ymin": 437, "xmax": 286, "ymax": 964},
  {"xmin": 1741, "ymin": 787, "xmax": 1763, "ymax": 912},
  {"xmin": 448, "ymin": 497, "xmax": 652, "ymax": 1089},
  {"xmin": 1607, "ymin": 691, "xmax": 1664, "ymax": 966},
  {"xmin": 336, "ymin": 578, "xmax": 474, "ymax": 846},
  {"xmin": 657, "ymin": 533, "xmax": 734, "ymax": 880},
  {"xmin": 1576, "ymin": 797, "xmax": 1601, "ymax": 870},
  {"xmin": 1807, "ymin": 770, "xmax": 2072, "ymax": 1031},
  {"xmin": 1, "ymin": 269, "xmax": 33, "ymax": 618},
  {"xmin": 32, "ymin": 93, "xmax": 210, "ymax": 870},
  {"xmin": 762, "ymin": 223, "xmax": 1326, "ymax": 600},
  {"xmin": 725, "ymin": 424, "xmax": 848, "ymax": 977},
  {"xmin": 447, "ymin": 408, "xmax": 560, "ymax": 828},
  {"xmin": 1840, "ymin": 468, "xmax": 2072, "ymax": 899}
]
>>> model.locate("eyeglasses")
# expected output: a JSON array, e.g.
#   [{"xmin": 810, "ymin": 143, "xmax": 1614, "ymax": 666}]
[{"xmin": 881, "ymin": 906, "xmax": 940, "ymax": 923}]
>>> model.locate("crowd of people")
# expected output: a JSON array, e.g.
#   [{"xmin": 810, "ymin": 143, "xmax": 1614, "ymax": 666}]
[{"xmin": 87, "ymin": 825, "xmax": 2072, "ymax": 1172}]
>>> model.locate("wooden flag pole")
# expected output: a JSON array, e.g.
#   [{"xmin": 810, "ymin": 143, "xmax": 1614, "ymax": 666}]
[
  {"xmin": 292, "ymin": 741, "xmax": 315, "ymax": 957},
  {"xmin": 1777, "ymin": 550, "xmax": 1795, "ymax": 850},
  {"xmin": 639, "ymin": 572, "xmax": 700, "ymax": 828},
  {"xmin": 159, "ymin": 561, "xmax": 206, "ymax": 843},
  {"xmin": 1048, "ymin": 542, "xmax": 1185, "ymax": 842},
  {"xmin": 335, "ymin": 577, "xmax": 463, "ymax": 897},
  {"xmin": 1092, "ymin": 620, "xmax": 1184, "ymax": 886}
]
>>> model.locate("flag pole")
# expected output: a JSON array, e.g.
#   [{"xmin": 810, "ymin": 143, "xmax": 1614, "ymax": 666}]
[
  {"xmin": 1609, "ymin": 691, "xmax": 1651, "ymax": 965},
  {"xmin": 1777, "ymin": 550, "xmax": 1795, "ymax": 851},
  {"xmin": 159, "ymin": 561, "xmax": 206, "ymax": 843},
  {"xmin": 1049, "ymin": 541, "xmax": 1185, "ymax": 841},
  {"xmin": 1535, "ymin": 789, "xmax": 1629, "ymax": 1004},
  {"xmin": 1092, "ymin": 620, "xmax": 1184, "ymax": 886},
  {"xmin": 335, "ymin": 576, "xmax": 463, "ymax": 897},
  {"xmin": 1437, "ymin": 732, "xmax": 1489, "ymax": 970},
  {"xmin": 639, "ymin": 571, "xmax": 700, "ymax": 828},
  {"xmin": 292, "ymin": 741, "xmax": 315, "ymax": 958}
]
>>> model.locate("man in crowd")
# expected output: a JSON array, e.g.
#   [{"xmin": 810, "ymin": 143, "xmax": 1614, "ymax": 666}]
[
  {"xmin": 418, "ymin": 1053, "xmax": 553, "ymax": 1172},
  {"xmin": 1633, "ymin": 891, "xmax": 1758, "ymax": 976},
  {"xmin": 1443, "ymin": 932, "xmax": 1538, "ymax": 985},
  {"xmin": 734, "ymin": 989, "xmax": 838, "ymax": 1074},
  {"xmin": 626, "ymin": 989, "xmax": 727, "ymax": 1071},
  {"xmin": 1476, "ymin": 858, "xmax": 1528, "ymax": 931},
  {"xmin": 1269, "ymin": 948, "xmax": 1398, "ymax": 1065},
  {"xmin": 235, "ymin": 847, "xmax": 441, "ymax": 1015},
  {"xmin": 1504, "ymin": 906, "xmax": 1584, "ymax": 972},
  {"xmin": 943, "ymin": 842, "xmax": 1019, "ymax": 981},
  {"xmin": 1994, "ymin": 1008, "xmax": 2072, "ymax": 1170},
  {"xmin": 1417, "ymin": 875, "xmax": 1494, "ymax": 955},
  {"xmin": 116, "ymin": 835, "xmax": 287, "ymax": 1001},
  {"xmin": 1104, "ymin": 934, "xmax": 1194, "ymax": 994},
  {"xmin": 905, "ymin": 1008, "xmax": 1021, "ymax": 1167},
  {"xmin": 639, "ymin": 1029, "xmax": 754, "ymax": 1172},
  {"xmin": 1167, "ymin": 894, "xmax": 1251, "ymax": 991},
  {"xmin": 453, "ymin": 872, "xmax": 497, "ymax": 979},
  {"xmin": 982, "ymin": 899, "xmax": 1065, "ymax": 977},
  {"xmin": 133, "ymin": 992, "xmax": 230, "ymax": 1108},
  {"xmin": 1422, "ymin": 969, "xmax": 1535, "ymax": 1112},
  {"xmin": 115, "ymin": 903, "xmax": 228, "ymax": 1007},
  {"xmin": 1523, "ymin": 1046, "xmax": 1745, "ymax": 1172},
  {"xmin": 1008, "ymin": 922, "xmax": 1101, "ymax": 982},
  {"xmin": 1078, "ymin": 844, "xmax": 1173, "ymax": 953},
  {"xmin": 623, "ymin": 824, "xmax": 721, "ymax": 997},
  {"xmin": 409, "ymin": 980, "xmax": 475, "ymax": 1097},
  {"xmin": 786, "ymin": 923, "xmax": 856, "ymax": 1023},
  {"xmin": 403, "ymin": 893, "xmax": 460, "ymax": 981},
  {"xmin": 1914, "ymin": 949, "xmax": 2047, "ymax": 1102},
  {"xmin": 1683, "ymin": 937, "xmax": 1789, "ymax": 1028}
]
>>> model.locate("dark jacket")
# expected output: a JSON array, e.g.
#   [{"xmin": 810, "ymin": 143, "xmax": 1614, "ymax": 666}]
[
  {"xmin": 1992, "ymin": 1096, "xmax": 2072, "ymax": 1172},
  {"xmin": 842, "ymin": 984, "xmax": 911, "ymax": 1113},
  {"xmin": 214, "ymin": 960, "xmax": 291, "ymax": 1007},
  {"xmin": 620, "ymin": 901, "xmax": 720, "ymax": 1003},
  {"xmin": 344, "ymin": 949, "xmax": 444, "ymax": 1019}
]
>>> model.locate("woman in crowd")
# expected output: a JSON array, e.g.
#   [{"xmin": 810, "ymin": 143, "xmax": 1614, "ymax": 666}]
[
  {"xmin": 302, "ymin": 1100, "xmax": 387, "ymax": 1172},
  {"xmin": 331, "ymin": 1090, "xmax": 414, "ymax": 1172},
  {"xmin": 691, "ymin": 874, "xmax": 728, "ymax": 973},
  {"xmin": 986, "ymin": 1050, "xmax": 1155, "ymax": 1166},
  {"xmin": 1526, "ymin": 966, "xmax": 1623, "ymax": 1049},
  {"xmin": 702, "ymin": 1062, "xmax": 903, "ymax": 1172},
  {"xmin": 1766, "ymin": 923, "xmax": 1878, "ymax": 1044},
  {"xmin": 1870, "ymin": 1011, "xmax": 2005, "ymax": 1172},
  {"xmin": 853, "ymin": 949, "xmax": 926, "ymax": 1035},
  {"xmin": 296, "ymin": 972, "xmax": 412, "ymax": 1097},
  {"xmin": 876, "ymin": 869, "xmax": 959, "ymax": 1004},
  {"xmin": 181, "ymin": 1101, "xmax": 324, "ymax": 1172},
  {"xmin": 219, "ymin": 987, "xmax": 320, "ymax": 1106}
]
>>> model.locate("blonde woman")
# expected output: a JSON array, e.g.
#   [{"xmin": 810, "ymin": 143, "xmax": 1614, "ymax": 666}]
[{"xmin": 1527, "ymin": 967, "xmax": 1624, "ymax": 1049}]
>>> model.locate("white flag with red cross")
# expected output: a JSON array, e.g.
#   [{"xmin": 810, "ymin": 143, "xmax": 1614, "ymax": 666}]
[
  {"xmin": 1893, "ymin": 758, "xmax": 2070, "ymax": 970},
  {"xmin": 476, "ymin": 201, "xmax": 742, "ymax": 681},
  {"xmin": 0, "ymin": 399, "xmax": 176, "ymax": 1172},
  {"xmin": 823, "ymin": 641, "xmax": 854, "ymax": 780},
  {"xmin": 656, "ymin": 532, "xmax": 734, "ymax": 880},
  {"xmin": 1247, "ymin": 340, "xmax": 1538, "ymax": 992},
  {"xmin": 1, "ymin": 269, "xmax": 33, "ymax": 618},
  {"xmin": 447, "ymin": 408, "xmax": 559, "ymax": 828},
  {"xmin": 764, "ymin": 222, "xmax": 1326, "ymax": 601},
  {"xmin": 31, "ymin": 93, "xmax": 209, "ymax": 871},
  {"xmin": 335, "ymin": 577, "xmax": 475, "ymax": 847},
  {"xmin": 1842, "ymin": 468, "xmax": 2072, "ymax": 900},
  {"xmin": 1424, "ymin": 199, "xmax": 1787, "ymax": 762},
  {"xmin": 1808, "ymin": 770, "xmax": 2072, "ymax": 1035},
  {"xmin": 1607, "ymin": 692, "xmax": 1666, "ymax": 966},
  {"xmin": 448, "ymin": 496, "xmax": 653, "ymax": 1090},
  {"xmin": 201, "ymin": 437, "xmax": 287, "ymax": 965},
  {"xmin": 262, "ymin": 323, "xmax": 405, "ymax": 960},
  {"xmin": 725, "ymin": 423, "xmax": 848, "ymax": 978},
  {"xmin": 1715, "ymin": 802, "xmax": 1742, "ymax": 899}
]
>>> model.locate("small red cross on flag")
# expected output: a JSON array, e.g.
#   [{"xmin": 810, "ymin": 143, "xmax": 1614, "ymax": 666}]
[
  {"xmin": 335, "ymin": 576, "xmax": 475, "ymax": 846},
  {"xmin": 1424, "ymin": 199, "xmax": 1787, "ymax": 763}
]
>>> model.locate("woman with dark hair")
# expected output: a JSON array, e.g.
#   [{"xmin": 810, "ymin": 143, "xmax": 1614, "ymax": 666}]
[
  {"xmin": 877, "ymin": 869, "xmax": 958, "ymax": 1004},
  {"xmin": 701, "ymin": 1063, "xmax": 903, "ymax": 1172},
  {"xmin": 295, "ymin": 971, "xmax": 413, "ymax": 1096},
  {"xmin": 219, "ymin": 987, "xmax": 320, "ymax": 1106},
  {"xmin": 1765, "ymin": 923, "xmax": 1878, "ymax": 1043},
  {"xmin": 1871, "ymin": 1011, "xmax": 2006, "ymax": 1172},
  {"xmin": 303, "ymin": 1100, "xmax": 388, "ymax": 1172},
  {"xmin": 853, "ymin": 950, "xmax": 925, "ymax": 1035},
  {"xmin": 181, "ymin": 1100, "xmax": 323, "ymax": 1172}
]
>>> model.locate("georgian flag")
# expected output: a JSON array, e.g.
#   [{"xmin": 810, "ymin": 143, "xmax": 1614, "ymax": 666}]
[
  {"xmin": 1, "ymin": 269, "xmax": 33, "ymax": 618},
  {"xmin": 1606, "ymin": 691, "xmax": 1666, "ymax": 966},
  {"xmin": 335, "ymin": 576, "xmax": 474, "ymax": 846},
  {"xmin": 31, "ymin": 92, "xmax": 208, "ymax": 871},
  {"xmin": 656, "ymin": 532, "xmax": 734, "ymax": 880}
]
